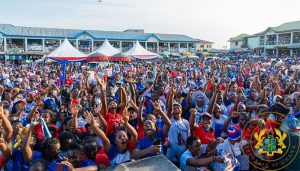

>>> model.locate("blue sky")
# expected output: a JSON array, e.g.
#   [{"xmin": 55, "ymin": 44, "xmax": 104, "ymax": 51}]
[{"xmin": 1, "ymin": 0, "xmax": 300, "ymax": 48}]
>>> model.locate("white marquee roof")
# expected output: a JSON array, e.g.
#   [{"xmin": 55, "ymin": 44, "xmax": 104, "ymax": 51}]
[{"xmin": 125, "ymin": 41, "xmax": 159, "ymax": 60}]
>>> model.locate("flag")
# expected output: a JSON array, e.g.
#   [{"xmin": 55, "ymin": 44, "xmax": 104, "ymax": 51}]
[
  {"xmin": 40, "ymin": 118, "xmax": 52, "ymax": 139},
  {"xmin": 104, "ymin": 68, "xmax": 113, "ymax": 77},
  {"xmin": 139, "ymin": 85, "xmax": 153, "ymax": 102}
]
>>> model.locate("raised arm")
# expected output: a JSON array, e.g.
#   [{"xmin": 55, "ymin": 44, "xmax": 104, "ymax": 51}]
[
  {"xmin": 119, "ymin": 87, "xmax": 128, "ymax": 112},
  {"xmin": 129, "ymin": 81, "xmax": 137, "ymax": 104},
  {"xmin": 183, "ymin": 90, "xmax": 193, "ymax": 114},
  {"xmin": 21, "ymin": 123, "xmax": 35, "ymax": 161},
  {"xmin": 154, "ymin": 72, "xmax": 161, "ymax": 88},
  {"xmin": 83, "ymin": 111, "xmax": 110, "ymax": 152},
  {"xmin": 137, "ymin": 99, "xmax": 145, "ymax": 125},
  {"xmin": 223, "ymin": 80, "xmax": 231, "ymax": 103},
  {"xmin": 167, "ymin": 81, "xmax": 176, "ymax": 118},
  {"xmin": 189, "ymin": 108, "xmax": 198, "ymax": 131},
  {"xmin": 207, "ymin": 86, "xmax": 218, "ymax": 115},
  {"xmin": 70, "ymin": 104, "xmax": 82, "ymax": 135},
  {"xmin": 222, "ymin": 112, "xmax": 237, "ymax": 134},
  {"xmin": 153, "ymin": 101, "xmax": 171, "ymax": 134},
  {"xmin": 123, "ymin": 109, "xmax": 138, "ymax": 144},
  {"xmin": 0, "ymin": 138, "xmax": 11, "ymax": 165},
  {"xmin": 95, "ymin": 76, "xmax": 108, "ymax": 116},
  {"xmin": 94, "ymin": 103, "xmax": 108, "ymax": 134},
  {"xmin": 273, "ymin": 80, "xmax": 280, "ymax": 96},
  {"xmin": 0, "ymin": 105, "xmax": 12, "ymax": 142}
]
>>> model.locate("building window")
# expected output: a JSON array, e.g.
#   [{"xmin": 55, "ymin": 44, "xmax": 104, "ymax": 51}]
[
  {"xmin": 200, "ymin": 45, "xmax": 204, "ymax": 48},
  {"xmin": 109, "ymin": 41, "xmax": 120, "ymax": 49},
  {"xmin": 170, "ymin": 43, "xmax": 179, "ymax": 53},
  {"xmin": 6, "ymin": 38, "xmax": 25, "ymax": 54},
  {"xmin": 69, "ymin": 40, "xmax": 77, "ymax": 48},
  {"xmin": 293, "ymin": 32, "xmax": 300, "ymax": 44},
  {"xmin": 159, "ymin": 43, "xmax": 168, "ymax": 53},
  {"xmin": 27, "ymin": 39, "xmax": 43, "ymax": 51},
  {"xmin": 235, "ymin": 42, "xmax": 238, "ymax": 46},
  {"xmin": 93, "ymin": 41, "xmax": 104, "ymax": 50},
  {"xmin": 140, "ymin": 42, "xmax": 146, "ymax": 48},
  {"xmin": 121, "ymin": 42, "xmax": 134, "ymax": 52},
  {"xmin": 266, "ymin": 35, "xmax": 277, "ymax": 45},
  {"xmin": 78, "ymin": 40, "xmax": 92, "ymax": 54},
  {"xmin": 45, "ymin": 39, "xmax": 60, "ymax": 53},
  {"xmin": 147, "ymin": 42, "xmax": 157, "ymax": 53},
  {"xmin": 259, "ymin": 36, "xmax": 265, "ymax": 45},
  {"xmin": 278, "ymin": 33, "xmax": 291, "ymax": 45}
]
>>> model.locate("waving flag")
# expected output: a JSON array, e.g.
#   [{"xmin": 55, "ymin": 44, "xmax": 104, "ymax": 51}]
[{"xmin": 40, "ymin": 118, "xmax": 52, "ymax": 139}]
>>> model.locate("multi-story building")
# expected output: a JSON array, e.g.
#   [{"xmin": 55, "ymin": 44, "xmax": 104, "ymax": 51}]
[
  {"xmin": 228, "ymin": 34, "xmax": 250, "ymax": 51},
  {"xmin": 0, "ymin": 24, "xmax": 198, "ymax": 62},
  {"xmin": 195, "ymin": 39, "xmax": 214, "ymax": 52},
  {"xmin": 229, "ymin": 20, "xmax": 300, "ymax": 56}
]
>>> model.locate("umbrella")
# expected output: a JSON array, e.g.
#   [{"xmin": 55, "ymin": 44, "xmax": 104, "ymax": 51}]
[
  {"xmin": 111, "ymin": 52, "xmax": 131, "ymax": 62},
  {"xmin": 235, "ymin": 48, "xmax": 243, "ymax": 53},
  {"xmin": 88, "ymin": 52, "xmax": 109, "ymax": 62},
  {"xmin": 161, "ymin": 54, "xmax": 168, "ymax": 59}
]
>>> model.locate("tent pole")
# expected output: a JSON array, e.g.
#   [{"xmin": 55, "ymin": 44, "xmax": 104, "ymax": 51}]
[{"xmin": 62, "ymin": 61, "xmax": 67, "ymax": 86}]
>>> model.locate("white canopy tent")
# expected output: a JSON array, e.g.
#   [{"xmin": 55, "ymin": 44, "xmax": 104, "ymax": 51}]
[
  {"xmin": 93, "ymin": 39, "xmax": 121, "ymax": 56},
  {"xmin": 125, "ymin": 41, "xmax": 159, "ymax": 60},
  {"xmin": 47, "ymin": 38, "xmax": 87, "ymax": 85},
  {"xmin": 47, "ymin": 38, "xmax": 87, "ymax": 62}
]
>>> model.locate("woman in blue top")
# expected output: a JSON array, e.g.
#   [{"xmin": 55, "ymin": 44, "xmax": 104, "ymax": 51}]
[{"xmin": 131, "ymin": 101, "xmax": 171, "ymax": 159}]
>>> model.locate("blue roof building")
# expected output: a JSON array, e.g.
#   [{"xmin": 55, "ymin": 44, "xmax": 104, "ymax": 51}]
[{"xmin": 0, "ymin": 24, "xmax": 198, "ymax": 61}]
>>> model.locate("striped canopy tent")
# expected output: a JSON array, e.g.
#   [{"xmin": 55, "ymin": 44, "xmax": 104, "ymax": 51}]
[
  {"xmin": 47, "ymin": 38, "xmax": 87, "ymax": 62},
  {"xmin": 125, "ymin": 41, "xmax": 159, "ymax": 60},
  {"xmin": 47, "ymin": 38, "xmax": 87, "ymax": 85},
  {"xmin": 88, "ymin": 52, "xmax": 109, "ymax": 62},
  {"xmin": 111, "ymin": 52, "xmax": 131, "ymax": 62},
  {"xmin": 89, "ymin": 39, "xmax": 120, "ymax": 62}
]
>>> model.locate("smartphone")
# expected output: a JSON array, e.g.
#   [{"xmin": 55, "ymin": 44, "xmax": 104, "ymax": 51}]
[{"xmin": 153, "ymin": 138, "xmax": 161, "ymax": 145}]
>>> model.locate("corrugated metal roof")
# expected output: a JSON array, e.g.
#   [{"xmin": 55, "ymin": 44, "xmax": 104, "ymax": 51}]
[
  {"xmin": 153, "ymin": 33, "xmax": 196, "ymax": 42},
  {"xmin": 252, "ymin": 20, "xmax": 300, "ymax": 36},
  {"xmin": 0, "ymin": 24, "xmax": 197, "ymax": 42},
  {"xmin": 273, "ymin": 20, "xmax": 300, "ymax": 32},
  {"xmin": 229, "ymin": 33, "xmax": 250, "ymax": 41}
]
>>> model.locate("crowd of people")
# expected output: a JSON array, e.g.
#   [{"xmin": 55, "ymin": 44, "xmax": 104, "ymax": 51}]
[{"xmin": 0, "ymin": 55, "xmax": 299, "ymax": 171}]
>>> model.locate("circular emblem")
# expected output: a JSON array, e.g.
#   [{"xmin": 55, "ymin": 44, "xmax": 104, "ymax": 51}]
[{"xmin": 242, "ymin": 112, "xmax": 300, "ymax": 170}]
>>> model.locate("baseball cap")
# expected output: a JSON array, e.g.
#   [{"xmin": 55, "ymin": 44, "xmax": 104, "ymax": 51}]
[{"xmin": 227, "ymin": 125, "xmax": 242, "ymax": 140}]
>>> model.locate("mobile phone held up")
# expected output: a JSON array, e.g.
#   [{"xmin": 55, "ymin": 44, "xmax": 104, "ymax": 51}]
[{"xmin": 153, "ymin": 138, "xmax": 161, "ymax": 145}]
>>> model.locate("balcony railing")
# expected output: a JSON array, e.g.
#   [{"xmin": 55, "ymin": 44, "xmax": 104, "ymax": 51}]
[
  {"xmin": 7, "ymin": 45, "xmax": 25, "ymax": 54},
  {"xmin": 266, "ymin": 41, "xmax": 277, "ymax": 45},
  {"xmin": 28, "ymin": 44, "xmax": 43, "ymax": 51}
]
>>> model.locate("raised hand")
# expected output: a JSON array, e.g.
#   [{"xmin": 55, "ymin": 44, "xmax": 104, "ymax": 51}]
[
  {"xmin": 190, "ymin": 108, "xmax": 197, "ymax": 116},
  {"xmin": 83, "ymin": 111, "xmax": 95, "ymax": 125},
  {"xmin": 70, "ymin": 104, "xmax": 79, "ymax": 116},
  {"xmin": 95, "ymin": 75, "xmax": 104, "ymax": 87},
  {"xmin": 152, "ymin": 100, "xmax": 163, "ymax": 112},
  {"xmin": 94, "ymin": 101, "xmax": 102, "ymax": 114},
  {"xmin": 122, "ymin": 109, "xmax": 130, "ymax": 124}
]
